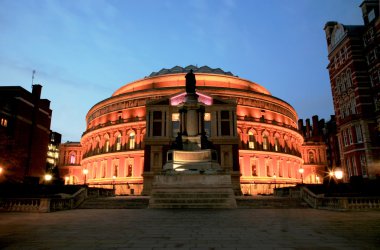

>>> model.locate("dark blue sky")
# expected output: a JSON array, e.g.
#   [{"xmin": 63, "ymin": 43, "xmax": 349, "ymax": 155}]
[{"xmin": 0, "ymin": 0, "xmax": 363, "ymax": 141}]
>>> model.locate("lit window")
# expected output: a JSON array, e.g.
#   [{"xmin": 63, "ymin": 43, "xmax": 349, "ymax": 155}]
[
  {"xmin": 116, "ymin": 134, "xmax": 121, "ymax": 151},
  {"xmin": 204, "ymin": 113, "xmax": 211, "ymax": 136},
  {"xmin": 308, "ymin": 151, "xmax": 315, "ymax": 164},
  {"xmin": 274, "ymin": 137, "xmax": 280, "ymax": 151},
  {"xmin": 0, "ymin": 118, "xmax": 7, "ymax": 127},
  {"xmin": 172, "ymin": 113, "xmax": 180, "ymax": 137},
  {"xmin": 248, "ymin": 131, "xmax": 255, "ymax": 149},
  {"xmin": 69, "ymin": 153, "xmax": 76, "ymax": 164},
  {"xmin": 129, "ymin": 132, "xmax": 135, "ymax": 149},
  {"xmin": 262, "ymin": 134, "xmax": 269, "ymax": 150},
  {"xmin": 105, "ymin": 139, "xmax": 110, "ymax": 152}
]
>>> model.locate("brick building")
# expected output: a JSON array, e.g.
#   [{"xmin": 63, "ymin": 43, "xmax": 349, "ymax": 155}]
[
  {"xmin": 0, "ymin": 85, "xmax": 52, "ymax": 183},
  {"xmin": 324, "ymin": 0, "xmax": 380, "ymax": 180}
]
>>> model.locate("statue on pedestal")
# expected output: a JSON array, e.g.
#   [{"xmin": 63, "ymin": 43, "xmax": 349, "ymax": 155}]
[{"xmin": 185, "ymin": 69, "xmax": 196, "ymax": 94}]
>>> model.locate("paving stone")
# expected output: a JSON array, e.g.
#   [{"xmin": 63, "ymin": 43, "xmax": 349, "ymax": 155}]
[{"xmin": 0, "ymin": 209, "xmax": 379, "ymax": 249}]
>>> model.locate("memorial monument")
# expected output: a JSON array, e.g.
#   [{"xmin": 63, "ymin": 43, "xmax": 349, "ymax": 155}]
[{"xmin": 148, "ymin": 70, "xmax": 237, "ymax": 208}]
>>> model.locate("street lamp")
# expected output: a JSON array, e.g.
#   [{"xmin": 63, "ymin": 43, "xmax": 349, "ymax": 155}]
[
  {"xmin": 273, "ymin": 174, "xmax": 277, "ymax": 189},
  {"xmin": 65, "ymin": 176, "xmax": 69, "ymax": 185},
  {"xmin": 83, "ymin": 169, "xmax": 88, "ymax": 185},
  {"xmin": 298, "ymin": 168, "xmax": 304, "ymax": 184},
  {"xmin": 334, "ymin": 169, "xmax": 343, "ymax": 181},
  {"xmin": 316, "ymin": 176, "xmax": 320, "ymax": 184},
  {"xmin": 44, "ymin": 174, "xmax": 52, "ymax": 183}
]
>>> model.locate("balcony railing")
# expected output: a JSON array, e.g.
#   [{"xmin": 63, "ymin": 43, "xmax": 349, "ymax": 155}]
[
  {"xmin": 236, "ymin": 115, "xmax": 299, "ymax": 132},
  {"xmin": 83, "ymin": 116, "xmax": 146, "ymax": 136}
]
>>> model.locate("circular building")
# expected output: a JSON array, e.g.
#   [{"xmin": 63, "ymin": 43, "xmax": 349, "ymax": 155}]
[{"xmin": 60, "ymin": 65, "xmax": 324, "ymax": 195}]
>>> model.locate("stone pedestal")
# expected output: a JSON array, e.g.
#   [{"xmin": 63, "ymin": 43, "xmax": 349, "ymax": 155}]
[{"xmin": 149, "ymin": 173, "xmax": 237, "ymax": 208}]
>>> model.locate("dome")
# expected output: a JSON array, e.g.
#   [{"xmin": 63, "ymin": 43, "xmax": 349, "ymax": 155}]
[{"xmin": 112, "ymin": 65, "xmax": 271, "ymax": 97}]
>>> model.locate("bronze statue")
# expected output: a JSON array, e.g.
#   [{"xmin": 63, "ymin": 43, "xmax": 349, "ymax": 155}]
[{"xmin": 185, "ymin": 69, "xmax": 196, "ymax": 94}]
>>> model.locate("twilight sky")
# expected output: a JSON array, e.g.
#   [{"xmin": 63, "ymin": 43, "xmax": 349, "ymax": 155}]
[{"xmin": 0, "ymin": 0, "xmax": 363, "ymax": 142}]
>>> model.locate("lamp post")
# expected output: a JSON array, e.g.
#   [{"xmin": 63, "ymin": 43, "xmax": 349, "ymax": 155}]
[
  {"xmin": 83, "ymin": 169, "xmax": 88, "ymax": 185},
  {"xmin": 316, "ymin": 176, "xmax": 320, "ymax": 184},
  {"xmin": 65, "ymin": 176, "xmax": 69, "ymax": 185},
  {"xmin": 298, "ymin": 168, "xmax": 304, "ymax": 184},
  {"xmin": 112, "ymin": 175, "xmax": 116, "ymax": 193},
  {"xmin": 273, "ymin": 174, "xmax": 277, "ymax": 190}
]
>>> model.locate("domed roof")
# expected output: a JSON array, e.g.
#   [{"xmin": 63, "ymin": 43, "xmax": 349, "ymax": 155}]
[
  {"xmin": 112, "ymin": 65, "xmax": 271, "ymax": 96},
  {"xmin": 148, "ymin": 65, "xmax": 234, "ymax": 77}
]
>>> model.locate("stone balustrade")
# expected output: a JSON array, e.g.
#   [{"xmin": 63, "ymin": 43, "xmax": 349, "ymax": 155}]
[
  {"xmin": 0, "ymin": 188, "xmax": 87, "ymax": 213},
  {"xmin": 300, "ymin": 186, "xmax": 380, "ymax": 211}
]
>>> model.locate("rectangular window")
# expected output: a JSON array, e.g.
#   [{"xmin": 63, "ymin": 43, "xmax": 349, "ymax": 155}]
[
  {"xmin": 153, "ymin": 111, "xmax": 162, "ymax": 136},
  {"xmin": 351, "ymin": 99, "xmax": 356, "ymax": 114},
  {"xmin": 204, "ymin": 113, "xmax": 211, "ymax": 137},
  {"xmin": 343, "ymin": 131, "xmax": 348, "ymax": 146},
  {"xmin": 355, "ymin": 125, "xmax": 363, "ymax": 143},
  {"xmin": 348, "ymin": 128, "xmax": 353, "ymax": 145},
  {"xmin": 172, "ymin": 113, "xmax": 180, "ymax": 137},
  {"xmin": 346, "ymin": 158, "xmax": 352, "ymax": 177},
  {"xmin": 220, "ymin": 110, "xmax": 230, "ymax": 136},
  {"xmin": 351, "ymin": 157, "xmax": 357, "ymax": 176}
]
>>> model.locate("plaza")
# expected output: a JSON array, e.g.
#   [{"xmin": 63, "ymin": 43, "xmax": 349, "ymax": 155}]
[{"xmin": 0, "ymin": 208, "xmax": 379, "ymax": 249}]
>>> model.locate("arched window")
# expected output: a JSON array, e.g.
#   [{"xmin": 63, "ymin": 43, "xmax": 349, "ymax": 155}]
[
  {"xmin": 262, "ymin": 133, "xmax": 269, "ymax": 150},
  {"xmin": 274, "ymin": 137, "xmax": 280, "ymax": 151},
  {"xmin": 116, "ymin": 134, "xmax": 122, "ymax": 151},
  {"xmin": 308, "ymin": 151, "xmax": 315, "ymax": 164},
  {"xmin": 129, "ymin": 131, "xmax": 135, "ymax": 150},
  {"xmin": 104, "ymin": 135, "xmax": 110, "ymax": 153},
  {"xmin": 248, "ymin": 131, "xmax": 255, "ymax": 149},
  {"xmin": 69, "ymin": 153, "xmax": 76, "ymax": 164}
]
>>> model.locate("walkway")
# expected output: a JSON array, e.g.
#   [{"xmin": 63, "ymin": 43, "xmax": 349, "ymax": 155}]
[{"xmin": 0, "ymin": 209, "xmax": 379, "ymax": 249}]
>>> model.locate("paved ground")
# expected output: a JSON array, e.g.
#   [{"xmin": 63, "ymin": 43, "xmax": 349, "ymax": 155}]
[{"xmin": 0, "ymin": 209, "xmax": 379, "ymax": 249}]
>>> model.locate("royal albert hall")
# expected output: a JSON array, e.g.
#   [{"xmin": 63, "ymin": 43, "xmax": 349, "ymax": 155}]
[{"xmin": 59, "ymin": 65, "xmax": 326, "ymax": 195}]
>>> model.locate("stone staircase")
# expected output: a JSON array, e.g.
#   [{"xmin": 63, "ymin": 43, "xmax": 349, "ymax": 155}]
[
  {"xmin": 149, "ymin": 188, "xmax": 237, "ymax": 208},
  {"xmin": 79, "ymin": 196, "xmax": 149, "ymax": 209}
]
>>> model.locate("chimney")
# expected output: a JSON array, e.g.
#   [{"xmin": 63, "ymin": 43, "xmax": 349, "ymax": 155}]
[
  {"xmin": 32, "ymin": 84, "xmax": 42, "ymax": 100},
  {"xmin": 298, "ymin": 119, "xmax": 304, "ymax": 136},
  {"xmin": 306, "ymin": 119, "xmax": 311, "ymax": 138},
  {"xmin": 312, "ymin": 115, "xmax": 319, "ymax": 137}
]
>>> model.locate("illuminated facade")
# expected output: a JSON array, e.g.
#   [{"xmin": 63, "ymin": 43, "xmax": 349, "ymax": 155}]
[
  {"xmin": 324, "ymin": 0, "xmax": 380, "ymax": 180},
  {"xmin": 59, "ymin": 65, "xmax": 326, "ymax": 194}
]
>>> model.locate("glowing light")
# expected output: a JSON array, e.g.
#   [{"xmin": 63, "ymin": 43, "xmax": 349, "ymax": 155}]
[
  {"xmin": 0, "ymin": 167, "xmax": 3, "ymax": 174},
  {"xmin": 112, "ymin": 175, "xmax": 116, "ymax": 179},
  {"xmin": 83, "ymin": 169, "xmax": 88, "ymax": 175},
  {"xmin": 334, "ymin": 170, "xmax": 343, "ymax": 180},
  {"xmin": 170, "ymin": 92, "xmax": 213, "ymax": 106},
  {"xmin": 44, "ymin": 174, "xmax": 52, "ymax": 181},
  {"xmin": 298, "ymin": 168, "xmax": 304, "ymax": 174}
]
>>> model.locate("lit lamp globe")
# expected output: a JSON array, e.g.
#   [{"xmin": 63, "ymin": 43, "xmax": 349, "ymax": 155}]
[
  {"xmin": 44, "ymin": 174, "xmax": 52, "ymax": 182},
  {"xmin": 334, "ymin": 169, "xmax": 343, "ymax": 180}
]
